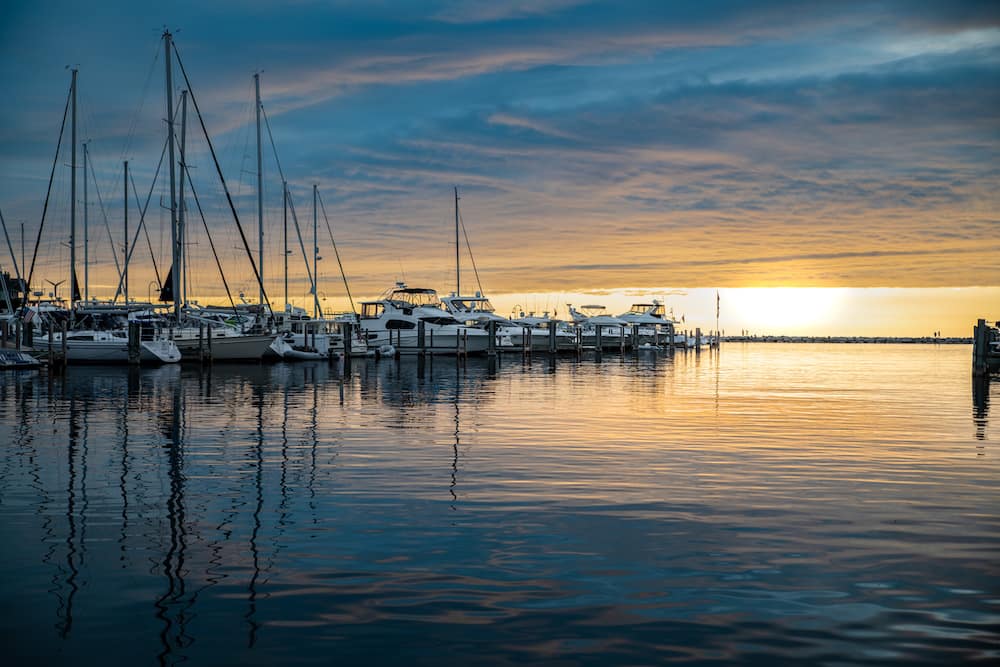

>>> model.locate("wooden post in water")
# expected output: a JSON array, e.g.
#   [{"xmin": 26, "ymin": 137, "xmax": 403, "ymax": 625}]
[
  {"xmin": 487, "ymin": 320, "xmax": 497, "ymax": 357},
  {"xmin": 128, "ymin": 321, "xmax": 140, "ymax": 365},
  {"xmin": 522, "ymin": 327, "xmax": 529, "ymax": 357},
  {"xmin": 595, "ymin": 325, "xmax": 603, "ymax": 351},
  {"xmin": 60, "ymin": 321, "xmax": 67, "ymax": 367},
  {"xmin": 418, "ymin": 320, "xmax": 426, "ymax": 355},
  {"xmin": 47, "ymin": 322, "xmax": 53, "ymax": 366},
  {"xmin": 973, "ymin": 319, "xmax": 987, "ymax": 376},
  {"xmin": 22, "ymin": 319, "xmax": 31, "ymax": 349},
  {"xmin": 695, "ymin": 327, "xmax": 702, "ymax": 351},
  {"xmin": 548, "ymin": 323, "xmax": 557, "ymax": 354},
  {"xmin": 343, "ymin": 322, "xmax": 352, "ymax": 359},
  {"xmin": 15, "ymin": 320, "xmax": 21, "ymax": 352},
  {"xmin": 620, "ymin": 325, "xmax": 625, "ymax": 353},
  {"xmin": 198, "ymin": 323, "xmax": 204, "ymax": 362},
  {"xmin": 575, "ymin": 325, "xmax": 582, "ymax": 355},
  {"xmin": 206, "ymin": 324, "xmax": 213, "ymax": 363},
  {"xmin": 632, "ymin": 324, "xmax": 639, "ymax": 353}
]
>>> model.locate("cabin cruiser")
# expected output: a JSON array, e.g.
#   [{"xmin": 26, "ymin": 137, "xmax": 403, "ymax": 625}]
[
  {"xmin": 359, "ymin": 284, "xmax": 489, "ymax": 355},
  {"xmin": 567, "ymin": 304, "xmax": 632, "ymax": 350},
  {"xmin": 508, "ymin": 309, "xmax": 579, "ymax": 351},
  {"xmin": 617, "ymin": 301, "xmax": 675, "ymax": 345}
]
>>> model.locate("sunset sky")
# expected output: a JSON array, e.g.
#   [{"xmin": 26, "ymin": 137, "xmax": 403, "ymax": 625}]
[{"xmin": 1, "ymin": 1, "xmax": 997, "ymax": 335}]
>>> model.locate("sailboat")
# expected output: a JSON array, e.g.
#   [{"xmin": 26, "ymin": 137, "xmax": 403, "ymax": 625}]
[
  {"xmin": 24, "ymin": 69, "xmax": 181, "ymax": 365},
  {"xmin": 151, "ymin": 32, "xmax": 276, "ymax": 361}
]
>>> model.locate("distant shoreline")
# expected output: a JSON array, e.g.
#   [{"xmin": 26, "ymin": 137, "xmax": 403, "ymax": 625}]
[{"xmin": 721, "ymin": 336, "xmax": 971, "ymax": 344}]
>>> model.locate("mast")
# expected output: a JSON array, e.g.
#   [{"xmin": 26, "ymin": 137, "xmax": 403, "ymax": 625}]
[
  {"xmin": 69, "ymin": 68, "xmax": 77, "ymax": 322},
  {"xmin": 123, "ymin": 160, "xmax": 128, "ymax": 303},
  {"xmin": 255, "ymin": 73, "xmax": 264, "ymax": 306},
  {"xmin": 312, "ymin": 184, "xmax": 318, "ymax": 319},
  {"xmin": 164, "ymin": 30, "xmax": 180, "ymax": 322},
  {"xmin": 283, "ymin": 181, "xmax": 288, "ymax": 311},
  {"xmin": 454, "ymin": 186, "xmax": 460, "ymax": 296},
  {"xmin": 178, "ymin": 89, "xmax": 188, "ymax": 309},
  {"xmin": 82, "ymin": 141, "xmax": 88, "ymax": 302}
]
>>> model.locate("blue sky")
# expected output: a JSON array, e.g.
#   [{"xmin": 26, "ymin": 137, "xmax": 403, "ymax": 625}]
[{"xmin": 0, "ymin": 0, "xmax": 997, "ymax": 326}]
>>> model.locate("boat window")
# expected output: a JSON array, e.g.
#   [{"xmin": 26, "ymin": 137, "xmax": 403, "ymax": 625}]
[
  {"xmin": 385, "ymin": 319, "xmax": 416, "ymax": 330},
  {"xmin": 420, "ymin": 316, "xmax": 460, "ymax": 326},
  {"xmin": 361, "ymin": 303, "xmax": 384, "ymax": 319},
  {"xmin": 68, "ymin": 334, "xmax": 94, "ymax": 341}
]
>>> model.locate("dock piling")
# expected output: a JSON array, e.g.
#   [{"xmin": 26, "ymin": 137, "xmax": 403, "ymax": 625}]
[
  {"xmin": 128, "ymin": 321, "xmax": 140, "ymax": 365},
  {"xmin": 487, "ymin": 320, "xmax": 497, "ymax": 357}
]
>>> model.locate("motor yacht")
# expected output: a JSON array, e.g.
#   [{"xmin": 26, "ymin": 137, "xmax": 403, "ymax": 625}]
[{"xmin": 359, "ymin": 284, "xmax": 489, "ymax": 355}]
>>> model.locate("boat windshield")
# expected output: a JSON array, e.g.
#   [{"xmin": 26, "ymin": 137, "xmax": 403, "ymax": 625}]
[
  {"xmin": 629, "ymin": 304, "xmax": 665, "ymax": 317},
  {"xmin": 389, "ymin": 288, "xmax": 441, "ymax": 308},
  {"xmin": 449, "ymin": 298, "xmax": 495, "ymax": 313}
]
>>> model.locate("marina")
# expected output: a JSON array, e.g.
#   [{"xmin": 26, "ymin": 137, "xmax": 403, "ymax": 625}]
[{"xmin": 2, "ymin": 4, "xmax": 998, "ymax": 666}]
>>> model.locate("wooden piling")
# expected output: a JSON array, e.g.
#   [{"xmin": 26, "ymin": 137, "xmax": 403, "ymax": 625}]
[
  {"xmin": 343, "ymin": 322, "xmax": 352, "ymax": 359},
  {"xmin": 973, "ymin": 319, "xmax": 987, "ymax": 376},
  {"xmin": 206, "ymin": 324, "xmax": 213, "ymax": 363},
  {"xmin": 418, "ymin": 320, "xmax": 426, "ymax": 354},
  {"xmin": 548, "ymin": 323, "xmax": 557, "ymax": 354},
  {"xmin": 487, "ymin": 320, "xmax": 497, "ymax": 357},
  {"xmin": 695, "ymin": 327, "xmax": 702, "ymax": 351},
  {"xmin": 60, "ymin": 321, "xmax": 67, "ymax": 367},
  {"xmin": 15, "ymin": 320, "xmax": 22, "ymax": 352},
  {"xmin": 128, "ymin": 321, "xmax": 140, "ymax": 365},
  {"xmin": 198, "ymin": 323, "xmax": 205, "ymax": 362},
  {"xmin": 1, "ymin": 320, "xmax": 7, "ymax": 348},
  {"xmin": 595, "ymin": 325, "xmax": 602, "ymax": 351}
]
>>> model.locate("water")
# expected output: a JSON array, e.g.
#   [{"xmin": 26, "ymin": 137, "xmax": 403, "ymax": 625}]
[{"xmin": 0, "ymin": 344, "xmax": 996, "ymax": 665}]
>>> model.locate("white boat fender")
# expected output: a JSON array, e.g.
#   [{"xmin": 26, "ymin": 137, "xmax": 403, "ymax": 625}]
[{"xmin": 377, "ymin": 344, "xmax": 396, "ymax": 359}]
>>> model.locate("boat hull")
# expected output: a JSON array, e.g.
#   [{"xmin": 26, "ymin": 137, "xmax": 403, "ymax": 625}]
[
  {"xmin": 363, "ymin": 329, "xmax": 490, "ymax": 355},
  {"xmin": 173, "ymin": 333, "xmax": 276, "ymax": 361}
]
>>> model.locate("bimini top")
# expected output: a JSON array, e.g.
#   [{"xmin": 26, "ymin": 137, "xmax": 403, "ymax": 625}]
[{"xmin": 378, "ymin": 283, "xmax": 442, "ymax": 309}]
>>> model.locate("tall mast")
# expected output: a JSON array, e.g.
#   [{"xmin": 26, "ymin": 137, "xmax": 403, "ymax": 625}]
[
  {"xmin": 69, "ymin": 68, "xmax": 77, "ymax": 322},
  {"xmin": 283, "ymin": 181, "xmax": 288, "ymax": 311},
  {"xmin": 82, "ymin": 141, "xmax": 88, "ymax": 302},
  {"xmin": 178, "ymin": 89, "xmax": 188, "ymax": 309},
  {"xmin": 454, "ymin": 186, "xmax": 460, "ymax": 296},
  {"xmin": 312, "ymin": 184, "xmax": 318, "ymax": 319},
  {"xmin": 164, "ymin": 30, "xmax": 180, "ymax": 322},
  {"xmin": 255, "ymin": 73, "xmax": 264, "ymax": 306},
  {"xmin": 123, "ymin": 160, "xmax": 128, "ymax": 303}
]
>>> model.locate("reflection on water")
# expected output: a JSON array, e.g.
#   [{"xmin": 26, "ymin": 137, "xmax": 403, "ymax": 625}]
[{"xmin": 0, "ymin": 345, "xmax": 997, "ymax": 665}]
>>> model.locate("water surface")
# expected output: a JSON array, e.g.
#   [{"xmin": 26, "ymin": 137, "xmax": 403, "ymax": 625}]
[{"xmin": 1, "ymin": 344, "xmax": 997, "ymax": 665}]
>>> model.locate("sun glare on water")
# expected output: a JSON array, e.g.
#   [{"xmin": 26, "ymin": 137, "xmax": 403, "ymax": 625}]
[{"xmin": 729, "ymin": 288, "xmax": 847, "ymax": 334}]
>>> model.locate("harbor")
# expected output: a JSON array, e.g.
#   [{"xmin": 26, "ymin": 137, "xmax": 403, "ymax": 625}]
[{"xmin": 2, "ymin": 4, "xmax": 998, "ymax": 666}]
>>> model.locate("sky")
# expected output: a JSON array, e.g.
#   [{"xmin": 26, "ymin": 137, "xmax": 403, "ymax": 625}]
[{"xmin": 0, "ymin": 0, "xmax": 997, "ymax": 335}]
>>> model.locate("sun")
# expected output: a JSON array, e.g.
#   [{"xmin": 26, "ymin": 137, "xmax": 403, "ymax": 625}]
[{"xmin": 729, "ymin": 288, "xmax": 846, "ymax": 334}]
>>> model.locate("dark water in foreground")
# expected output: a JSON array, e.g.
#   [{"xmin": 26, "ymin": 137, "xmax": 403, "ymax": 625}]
[{"xmin": 0, "ymin": 344, "xmax": 996, "ymax": 665}]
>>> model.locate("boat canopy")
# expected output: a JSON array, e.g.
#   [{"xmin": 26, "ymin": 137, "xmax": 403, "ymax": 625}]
[{"xmin": 384, "ymin": 286, "xmax": 442, "ymax": 308}]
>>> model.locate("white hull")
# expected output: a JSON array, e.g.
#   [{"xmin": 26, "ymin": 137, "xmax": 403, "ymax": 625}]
[
  {"xmin": 173, "ymin": 333, "xmax": 276, "ymax": 361},
  {"xmin": 35, "ymin": 337, "xmax": 181, "ymax": 364},
  {"xmin": 364, "ymin": 329, "xmax": 490, "ymax": 355}
]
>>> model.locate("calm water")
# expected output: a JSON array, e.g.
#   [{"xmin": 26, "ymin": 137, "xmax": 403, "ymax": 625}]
[{"xmin": 0, "ymin": 345, "xmax": 996, "ymax": 665}]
